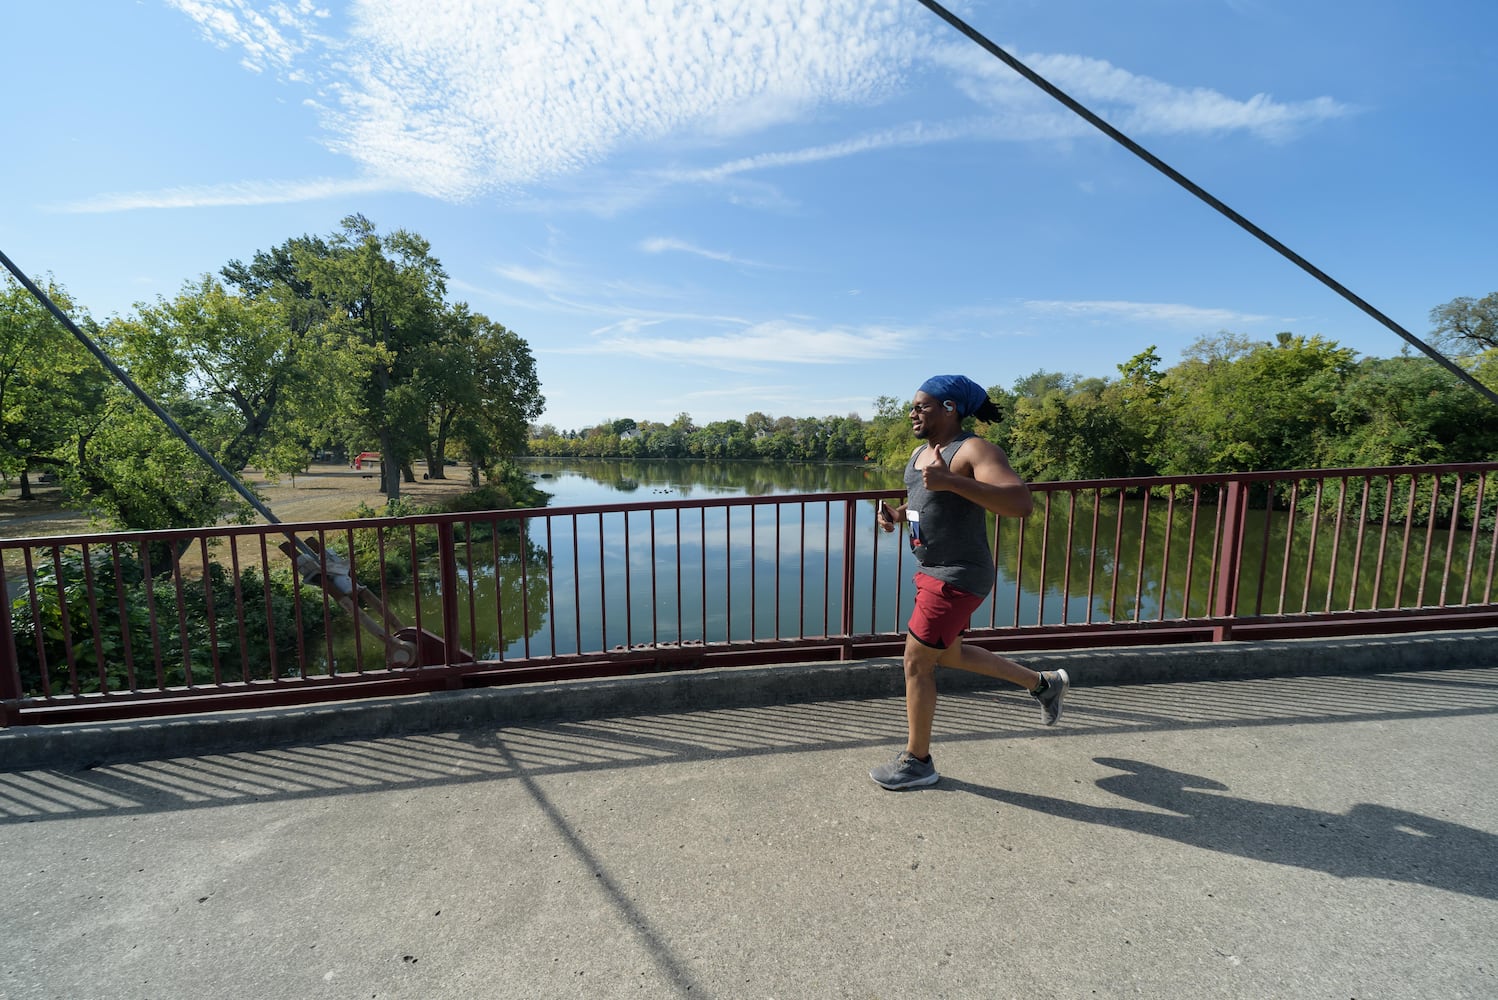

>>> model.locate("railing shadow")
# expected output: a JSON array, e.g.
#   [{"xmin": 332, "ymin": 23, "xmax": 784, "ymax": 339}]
[{"xmin": 4, "ymin": 668, "xmax": 1495, "ymax": 826}]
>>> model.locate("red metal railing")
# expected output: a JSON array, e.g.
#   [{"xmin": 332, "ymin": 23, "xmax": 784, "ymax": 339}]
[{"xmin": 5, "ymin": 462, "xmax": 1498, "ymax": 725}]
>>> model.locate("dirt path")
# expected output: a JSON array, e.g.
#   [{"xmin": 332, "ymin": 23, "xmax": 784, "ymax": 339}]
[{"xmin": 0, "ymin": 462, "xmax": 479, "ymax": 540}]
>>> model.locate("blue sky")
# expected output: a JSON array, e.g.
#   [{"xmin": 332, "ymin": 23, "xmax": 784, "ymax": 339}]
[{"xmin": 4, "ymin": 1, "xmax": 1495, "ymax": 430}]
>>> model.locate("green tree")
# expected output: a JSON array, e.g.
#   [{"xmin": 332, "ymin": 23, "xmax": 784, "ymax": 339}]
[
  {"xmin": 1007, "ymin": 378, "xmax": 1132, "ymax": 482},
  {"xmin": 862, "ymin": 395, "xmax": 916, "ymax": 467},
  {"xmin": 61, "ymin": 385, "xmax": 250, "ymax": 533},
  {"xmin": 1157, "ymin": 333, "xmax": 1355, "ymax": 475},
  {"xmin": 436, "ymin": 306, "xmax": 544, "ymax": 482},
  {"xmin": 694, "ymin": 419, "xmax": 744, "ymax": 459},
  {"xmin": 1113, "ymin": 346, "xmax": 1167, "ymax": 475},
  {"xmin": 1325, "ymin": 356, "xmax": 1498, "ymax": 467},
  {"xmin": 112, "ymin": 274, "xmax": 322, "ymax": 477},
  {"xmin": 1429, "ymin": 292, "xmax": 1498, "ymax": 353},
  {"xmin": 1010, "ymin": 370, "xmax": 1077, "ymax": 402},
  {"xmin": 0, "ymin": 276, "xmax": 104, "ymax": 496},
  {"xmin": 298, "ymin": 215, "xmax": 448, "ymax": 500},
  {"xmin": 825, "ymin": 414, "xmax": 868, "ymax": 461}
]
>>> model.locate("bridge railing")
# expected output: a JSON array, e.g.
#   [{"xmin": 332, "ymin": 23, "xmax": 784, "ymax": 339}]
[{"xmin": 5, "ymin": 462, "xmax": 1498, "ymax": 725}]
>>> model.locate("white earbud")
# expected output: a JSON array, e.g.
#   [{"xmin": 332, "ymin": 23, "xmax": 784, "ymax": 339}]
[{"xmin": 942, "ymin": 400, "xmax": 954, "ymax": 412}]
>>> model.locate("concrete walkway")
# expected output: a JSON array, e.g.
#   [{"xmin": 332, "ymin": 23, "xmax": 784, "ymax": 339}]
[{"xmin": 3, "ymin": 637, "xmax": 1497, "ymax": 999}]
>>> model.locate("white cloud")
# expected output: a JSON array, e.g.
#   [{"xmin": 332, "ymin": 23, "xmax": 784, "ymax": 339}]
[
  {"xmin": 53, "ymin": 176, "xmax": 394, "ymax": 213},
  {"xmin": 679, "ymin": 383, "xmax": 871, "ymax": 414},
  {"xmin": 640, "ymin": 237, "xmax": 774, "ymax": 269},
  {"xmin": 165, "ymin": 0, "xmax": 324, "ymax": 73},
  {"xmin": 659, "ymin": 120, "xmax": 970, "ymax": 184},
  {"xmin": 940, "ymin": 45, "xmax": 1351, "ymax": 141},
  {"xmin": 161, "ymin": 1, "xmax": 1351, "ymax": 205},
  {"xmin": 322, "ymin": 0, "xmax": 925, "ymax": 199},
  {"xmin": 1023, "ymin": 299, "xmax": 1270, "ymax": 327},
  {"xmin": 585, "ymin": 319, "xmax": 913, "ymax": 369},
  {"xmin": 490, "ymin": 263, "xmax": 572, "ymax": 297}
]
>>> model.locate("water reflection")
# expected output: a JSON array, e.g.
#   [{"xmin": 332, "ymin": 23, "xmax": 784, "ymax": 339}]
[{"xmin": 521, "ymin": 457, "xmax": 901, "ymax": 505}]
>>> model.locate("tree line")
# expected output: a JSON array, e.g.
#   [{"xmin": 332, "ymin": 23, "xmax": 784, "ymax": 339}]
[
  {"xmin": 529, "ymin": 412, "xmax": 875, "ymax": 462},
  {"xmin": 1, "ymin": 214, "xmax": 543, "ymax": 531},
  {"xmin": 531, "ymin": 293, "xmax": 1498, "ymax": 483}
]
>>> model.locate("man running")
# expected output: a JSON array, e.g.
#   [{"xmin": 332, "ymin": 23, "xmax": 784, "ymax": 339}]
[{"xmin": 870, "ymin": 374, "xmax": 1069, "ymax": 790}]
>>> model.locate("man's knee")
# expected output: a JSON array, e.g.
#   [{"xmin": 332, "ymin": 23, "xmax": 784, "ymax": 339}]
[{"xmin": 903, "ymin": 637, "xmax": 943, "ymax": 678}]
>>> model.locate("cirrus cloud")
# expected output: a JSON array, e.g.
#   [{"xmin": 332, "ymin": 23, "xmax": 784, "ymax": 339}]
[
  {"xmin": 161, "ymin": 0, "xmax": 1352, "ymax": 205},
  {"xmin": 583, "ymin": 319, "xmax": 914, "ymax": 370}
]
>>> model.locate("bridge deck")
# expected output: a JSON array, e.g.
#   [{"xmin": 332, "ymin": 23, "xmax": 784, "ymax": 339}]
[{"xmin": 3, "ymin": 647, "xmax": 1496, "ymax": 999}]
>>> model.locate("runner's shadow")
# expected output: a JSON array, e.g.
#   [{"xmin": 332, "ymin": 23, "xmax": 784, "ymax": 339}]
[{"xmin": 947, "ymin": 757, "xmax": 1498, "ymax": 901}]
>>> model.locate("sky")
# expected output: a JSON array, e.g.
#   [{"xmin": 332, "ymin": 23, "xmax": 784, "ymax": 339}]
[{"xmin": 4, "ymin": 1, "xmax": 1496, "ymax": 431}]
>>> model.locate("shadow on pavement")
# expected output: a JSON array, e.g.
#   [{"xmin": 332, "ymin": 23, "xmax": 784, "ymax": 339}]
[
  {"xmin": 3, "ymin": 667, "xmax": 1496, "ymax": 838},
  {"xmin": 942, "ymin": 755, "xmax": 1498, "ymax": 901}
]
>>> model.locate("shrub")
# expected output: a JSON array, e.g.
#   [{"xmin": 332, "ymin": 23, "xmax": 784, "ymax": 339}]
[{"xmin": 9, "ymin": 548, "xmax": 320, "ymax": 697}]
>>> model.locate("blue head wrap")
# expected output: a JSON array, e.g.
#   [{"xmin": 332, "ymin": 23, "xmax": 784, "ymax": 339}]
[{"xmin": 918, "ymin": 375, "xmax": 991, "ymax": 418}]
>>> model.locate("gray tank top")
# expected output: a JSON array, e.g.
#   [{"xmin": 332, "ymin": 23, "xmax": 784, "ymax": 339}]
[{"xmin": 903, "ymin": 433, "xmax": 996, "ymax": 595}]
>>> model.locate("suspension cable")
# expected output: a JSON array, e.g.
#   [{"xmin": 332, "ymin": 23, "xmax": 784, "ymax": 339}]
[{"xmin": 912, "ymin": 0, "xmax": 1498, "ymax": 408}]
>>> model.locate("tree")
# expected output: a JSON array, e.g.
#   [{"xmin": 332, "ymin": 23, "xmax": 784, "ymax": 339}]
[
  {"xmin": 435, "ymin": 306, "xmax": 544, "ymax": 482},
  {"xmin": 826, "ymin": 414, "xmax": 868, "ymax": 461},
  {"xmin": 693, "ymin": 419, "xmax": 742, "ymax": 459},
  {"xmin": 298, "ymin": 215, "xmax": 448, "ymax": 500},
  {"xmin": 1112, "ymin": 346, "xmax": 1167, "ymax": 475},
  {"xmin": 862, "ymin": 395, "xmax": 916, "ymax": 467},
  {"xmin": 1007, "ymin": 379, "xmax": 1132, "ymax": 482},
  {"xmin": 1157, "ymin": 333, "xmax": 1355, "ymax": 475},
  {"xmin": 412, "ymin": 304, "xmax": 479, "ymax": 479},
  {"xmin": 61, "ymin": 384, "xmax": 250, "ymax": 533},
  {"xmin": 0, "ymin": 275, "xmax": 109, "ymax": 497},
  {"xmin": 1430, "ymin": 293, "xmax": 1498, "ymax": 353},
  {"xmin": 1008, "ymin": 370, "xmax": 1083, "ymax": 409},
  {"xmin": 1325, "ymin": 356, "xmax": 1498, "ymax": 467},
  {"xmin": 112, "ymin": 275, "xmax": 323, "ymax": 477}
]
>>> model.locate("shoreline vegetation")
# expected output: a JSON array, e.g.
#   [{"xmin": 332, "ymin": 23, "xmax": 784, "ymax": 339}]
[{"xmin": 529, "ymin": 328, "xmax": 1498, "ymax": 485}]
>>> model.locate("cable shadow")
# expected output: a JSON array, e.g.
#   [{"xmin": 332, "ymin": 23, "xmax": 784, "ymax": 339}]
[
  {"xmin": 941, "ymin": 757, "xmax": 1498, "ymax": 901},
  {"xmin": 466, "ymin": 728, "xmax": 705, "ymax": 999},
  {"xmin": 3, "ymin": 667, "xmax": 1497, "ymax": 827}
]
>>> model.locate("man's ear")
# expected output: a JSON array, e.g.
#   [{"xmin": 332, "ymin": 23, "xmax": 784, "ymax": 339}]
[{"xmin": 942, "ymin": 400, "xmax": 954, "ymax": 412}]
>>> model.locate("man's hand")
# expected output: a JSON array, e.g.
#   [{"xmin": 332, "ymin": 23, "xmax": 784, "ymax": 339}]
[
  {"xmin": 921, "ymin": 445, "xmax": 957, "ymax": 492},
  {"xmin": 877, "ymin": 500, "xmax": 900, "ymax": 532}
]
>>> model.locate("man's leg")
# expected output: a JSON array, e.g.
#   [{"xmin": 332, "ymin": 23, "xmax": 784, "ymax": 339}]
[
  {"xmin": 937, "ymin": 637, "xmax": 1040, "ymax": 687},
  {"xmin": 906, "ymin": 635, "xmax": 1044, "ymax": 757},
  {"xmin": 942, "ymin": 638, "xmax": 1071, "ymax": 726},
  {"xmin": 902, "ymin": 633, "xmax": 945, "ymax": 760},
  {"xmin": 889, "ymin": 575, "xmax": 1071, "ymax": 786}
]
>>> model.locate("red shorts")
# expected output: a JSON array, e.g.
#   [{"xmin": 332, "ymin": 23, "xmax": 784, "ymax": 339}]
[{"xmin": 908, "ymin": 572, "xmax": 987, "ymax": 649}]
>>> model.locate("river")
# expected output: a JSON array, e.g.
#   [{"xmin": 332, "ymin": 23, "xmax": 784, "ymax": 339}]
[{"xmin": 518, "ymin": 457, "xmax": 903, "ymax": 507}]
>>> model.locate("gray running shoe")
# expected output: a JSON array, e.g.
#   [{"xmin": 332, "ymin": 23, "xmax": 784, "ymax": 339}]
[
  {"xmin": 1032, "ymin": 668, "xmax": 1070, "ymax": 726},
  {"xmin": 869, "ymin": 751, "xmax": 939, "ymax": 790}
]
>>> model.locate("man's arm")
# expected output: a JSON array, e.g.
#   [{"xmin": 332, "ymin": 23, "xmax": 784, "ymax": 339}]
[
  {"xmin": 922, "ymin": 439, "xmax": 1034, "ymax": 518},
  {"xmin": 876, "ymin": 445, "xmax": 921, "ymax": 532}
]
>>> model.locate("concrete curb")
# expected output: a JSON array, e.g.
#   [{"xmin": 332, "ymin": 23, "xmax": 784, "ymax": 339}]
[{"xmin": 4, "ymin": 628, "xmax": 1497, "ymax": 772}]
